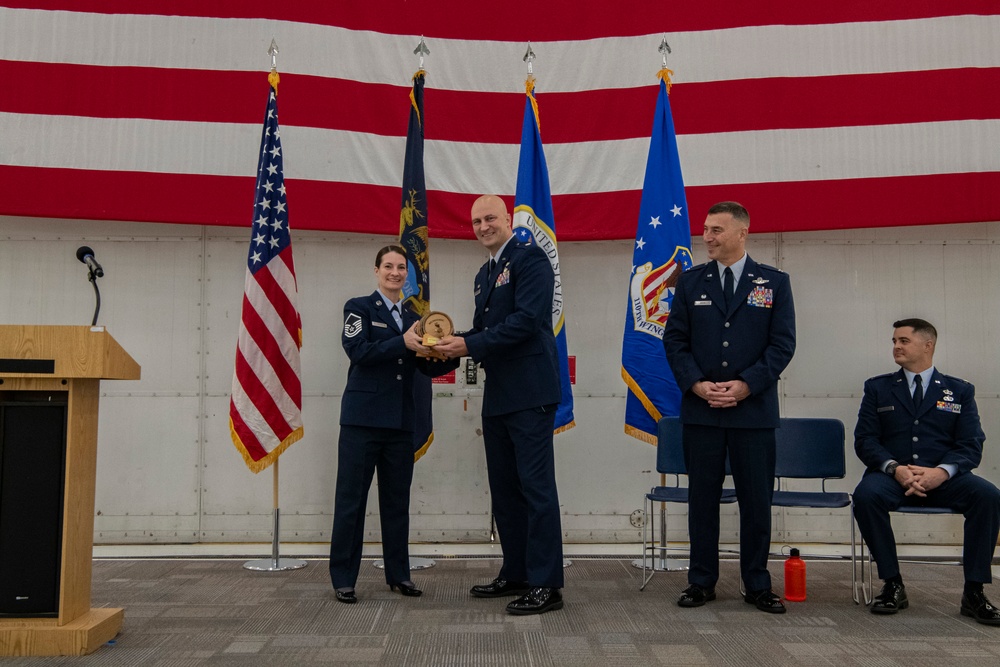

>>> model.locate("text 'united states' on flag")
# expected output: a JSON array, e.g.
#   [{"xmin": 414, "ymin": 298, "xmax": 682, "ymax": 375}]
[{"xmin": 229, "ymin": 71, "xmax": 304, "ymax": 473}]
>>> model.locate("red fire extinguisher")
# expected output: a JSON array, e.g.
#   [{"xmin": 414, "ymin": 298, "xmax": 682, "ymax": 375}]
[{"xmin": 784, "ymin": 548, "xmax": 806, "ymax": 602}]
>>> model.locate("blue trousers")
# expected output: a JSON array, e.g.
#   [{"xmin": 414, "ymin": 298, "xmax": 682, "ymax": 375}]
[
  {"xmin": 853, "ymin": 470, "xmax": 1000, "ymax": 583},
  {"xmin": 683, "ymin": 425, "xmax": 776, "ymax": 592},
  {"xmin": 329, "ymin": 425, "xmax": 413, "ymax": 589},
  {"xmin": 482, "ymin": 406, "xmax": 564, "ymax": 588}
]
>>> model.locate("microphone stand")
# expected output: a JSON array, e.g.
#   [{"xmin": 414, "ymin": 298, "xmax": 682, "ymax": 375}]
[{"xmin": 88, "ymin": 268, "xmax": 102, "ymax": 326}]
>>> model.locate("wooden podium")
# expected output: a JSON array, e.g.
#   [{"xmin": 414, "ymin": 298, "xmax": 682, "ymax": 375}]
[{"xmin": 0, "ymin": 325, "xmax": 139, "ymax": 656}]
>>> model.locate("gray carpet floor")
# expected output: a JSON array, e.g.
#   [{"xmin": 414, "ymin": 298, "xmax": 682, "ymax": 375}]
[{"xmin": 6, "ymin": 556, "xmax": 1000, "ymax": 666}]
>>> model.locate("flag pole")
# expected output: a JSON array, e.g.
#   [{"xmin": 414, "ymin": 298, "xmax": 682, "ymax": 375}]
[
  {"xmin": 241, "ymin": 39, "xmax": 305, "ymax": 573},
  {"xmin": 375, "ymin": 36, "xmax": 438, "ymax": 575},
  {"xmin": 629, "ymin": 36, "xmax": 688, "ymax": 573},
  {"xmin": 514, "ymin": 42, "xmax": 572, "ymax": 569}
]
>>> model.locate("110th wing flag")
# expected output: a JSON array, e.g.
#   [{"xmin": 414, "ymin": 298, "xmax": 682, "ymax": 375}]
[{"xmin": 622, "ymin": 70, "xmax": 692, "ymax": 443}]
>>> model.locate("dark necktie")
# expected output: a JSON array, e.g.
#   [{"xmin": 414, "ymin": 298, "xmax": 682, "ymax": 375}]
[
  {"xmin": 912, "ymin": 374, "xmax": 923, "ymax": 410},
  {"xmin": 723, "ymin": 266, "xmax": 734, "ymax": 309},
  {"xmin": 489, "ymin": 258, "xmax": 496, "ymax": 274},
  {"xmin": 390, "ymin": 305, "xmax": 402, "ymax": 330}
]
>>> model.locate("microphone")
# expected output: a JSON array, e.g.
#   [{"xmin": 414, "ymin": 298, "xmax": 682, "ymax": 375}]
[{"xmin": 76, "ymin": 246, "xmax": 105, "ymax": 278}]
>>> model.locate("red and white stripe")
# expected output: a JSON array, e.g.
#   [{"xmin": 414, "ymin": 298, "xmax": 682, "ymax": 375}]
[
  {"xmin": 2, "ymin": 2, "xmax": 998, "ymax": 238},
  {"xmin": 230, "ymin": 242, "xmax": 303, "ymax": 472}
]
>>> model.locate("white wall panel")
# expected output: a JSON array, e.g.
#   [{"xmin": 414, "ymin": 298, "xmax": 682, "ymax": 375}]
[{"xmin": 3, "ymin": 215, "xmax": 999, "ymax": 549}]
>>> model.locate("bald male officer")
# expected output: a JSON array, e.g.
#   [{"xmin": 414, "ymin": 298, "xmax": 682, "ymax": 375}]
[
  {"xmin": 663, "ymin": 201, "xmax": 796, "ymax": 613},
  {"xmin": 853, "ymin": 318, "xmax": 1000, "ymax": 624},
  {"xmin": 434, "ymin": 195, "xmax": 564, "ymax": 615}
]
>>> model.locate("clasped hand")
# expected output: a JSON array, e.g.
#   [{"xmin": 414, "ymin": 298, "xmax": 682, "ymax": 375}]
[
  {"xmin": 693, "ymin": 380, "xmax": 750, "ymax": 408},
  {"xmin": 894, "ymin": 464, "xmax": 949, "ymax": 497},
  {"xmin": 403, "ymin": 322, "xmax": 469, "ymax": 359}
]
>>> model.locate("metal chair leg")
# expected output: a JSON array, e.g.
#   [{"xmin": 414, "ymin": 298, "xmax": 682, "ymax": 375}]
[{"xmin": 640, "ymin": 494, "xmax": 654, "ymax": 590}]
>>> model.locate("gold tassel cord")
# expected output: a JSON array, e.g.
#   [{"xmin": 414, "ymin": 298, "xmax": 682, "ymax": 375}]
[
  {"xmin": 525, "ymin": 75, "xmax": 541, "ymax": 131},
  {"xmin": 657, "ymin": 67, "xmax": 673, "ymax": 94},
  {"xmin": 410, "ymin": 69, "xmax": 425, "ymax": 127},
  {"xmin": 268, "ymin": 68, "xmax": 280, "ymax": 95}
]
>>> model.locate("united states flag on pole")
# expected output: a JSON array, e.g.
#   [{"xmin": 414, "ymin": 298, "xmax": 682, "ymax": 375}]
[
  {"xmin": 513, "ymin": 75, "xmax": 575, "ymax": 434},
  {"xmin": 229, "ymin": 72, "xmax": 304, "ymax": 473}
]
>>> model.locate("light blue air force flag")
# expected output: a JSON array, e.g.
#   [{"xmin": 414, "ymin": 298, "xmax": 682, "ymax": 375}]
[
  {"xmin": 621, "ymin": 73, "xmax": 693, "ymax": 444},
  {"xmin": 512, "ymin": 83, "xmax": 575, "ymax": 434}
]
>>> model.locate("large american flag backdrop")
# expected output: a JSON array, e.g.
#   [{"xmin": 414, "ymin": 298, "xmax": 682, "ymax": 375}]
[{"xmin": 2, "ymin": 2, "xmax": 998, "ymax": 239}]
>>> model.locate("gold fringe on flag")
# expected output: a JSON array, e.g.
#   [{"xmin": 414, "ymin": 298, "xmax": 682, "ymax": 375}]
[
  {"xmin": 657, "ymin": 67, "xmax": 674, "ymax": 94},
  {"xmin": 621, "ymin": 366, "xmax": 663, "ymax": 446},
  {"xmin": 229, "ymin": 419, "xmax": 303, "ymax": 474},
  {"xmin": 414, "ymin": 432, "xmax": 433, "ymax": 462},
  {"xmin": 554, "ymin": 420, "xmax": 577, "ymax": 435}
]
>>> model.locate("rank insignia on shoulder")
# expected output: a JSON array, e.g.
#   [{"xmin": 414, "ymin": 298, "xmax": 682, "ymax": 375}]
[{"xmin": 344, "ymin": 313, "xmax": 363, "ymax": 338}]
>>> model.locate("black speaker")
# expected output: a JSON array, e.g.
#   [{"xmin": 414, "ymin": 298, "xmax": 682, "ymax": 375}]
[{"xmin": 0, "ymin": 391, "xmax": 68, "ymax": 617}]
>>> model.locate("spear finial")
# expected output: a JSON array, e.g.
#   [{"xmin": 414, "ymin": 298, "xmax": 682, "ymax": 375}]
[
  {"xmin": 268, "ymin": 38, "xmax": 279, "ymax": 71},
  {"xmin": 413, "ymin": 35, "xmax": 430, "ymax": 70},
  {"xmin": 658, "ymin": 35, "xmax": 671, "ymax": 69},
  {"xmin": 523, "ymin": 42, "xmax": 536, "ymax": 76}
]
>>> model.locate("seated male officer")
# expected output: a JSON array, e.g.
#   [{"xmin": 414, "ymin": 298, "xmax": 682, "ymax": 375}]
[{"xmin": 853, "ymin": 318, "xmax": 1000, "ymax": 625}]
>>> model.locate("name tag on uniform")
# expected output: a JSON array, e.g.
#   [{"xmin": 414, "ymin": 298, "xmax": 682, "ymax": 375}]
[
  {"xmin": 877, "ymin": 405, "xmax": 894, "ymax": 413},
  {"xmin": 372, "ymin": 321, "xmax": 387, "ymax": 328},
  {"xmin": 694, "ymin": 300, "xmax": 712, "ymax": 306},
  {"xmin": 474, "ymin": 286, "xmax": 481, "ymax": 296},
  {"xmin": 936, "ymin": 401, "xmax": 962, "ymax": 413}
]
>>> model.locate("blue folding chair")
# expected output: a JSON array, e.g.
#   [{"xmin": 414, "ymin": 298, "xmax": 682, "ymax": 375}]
[
  {"xmin": 751, "ymin": 418, "xmax": 852, "ymax": 595},
  {"xmin": 852, "ymin": 504, "xmax": 960, "ymax": 604},
  {"xmin": 772, "ymin": 417, "xmax": 851, "ymax": 512},
  {"xmin": 640, "ymin": 416, "xmax": 737, "ymax": 590}
]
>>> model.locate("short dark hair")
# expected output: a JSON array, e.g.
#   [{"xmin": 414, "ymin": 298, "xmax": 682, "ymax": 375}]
[
  {"xmin": 893, "ymin": 318, "xmax": 937, "ymax": 342},
  {"xmin": 375, "ymin": 244, "xmax": 407, "ymax": 267},
  {"xmin": 707, "ymin": 201, "xmax": 750, "ymax": 226}
]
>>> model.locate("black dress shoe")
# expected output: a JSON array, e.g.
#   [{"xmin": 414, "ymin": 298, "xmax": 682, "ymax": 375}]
[
  {"xmin": 744, "ymin": 589, "xmax": 787, "ymax": 614},
  {"xmin": 470, "ymin": 577, "xmax": 531, "ymax": 598},
  {"xmin": 506, "ymin": 587, "xmax": 563, "ymax": 615},
  {"xmin": 871, "ymin": 580, "xmax": 908, "ymax": 614},
  {"xmin": 335, "ymin": 589, "xmax": 357, "ymax": 604},
  {"xmin": 677, "ymin": 584, "xmax": 716, "ymax": 608},
  {"xmin": 389, "ymin": 581, "xmax": 422, "ymax": 597},
  {"xmin": 961, "ymin": 590, "xmax": 1000, "ymax": 626}
]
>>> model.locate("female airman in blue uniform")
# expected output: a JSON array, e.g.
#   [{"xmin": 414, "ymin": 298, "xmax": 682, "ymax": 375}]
[{"xmin": 329, "ymin": 245, "xmax": 455, "ymax": 603}]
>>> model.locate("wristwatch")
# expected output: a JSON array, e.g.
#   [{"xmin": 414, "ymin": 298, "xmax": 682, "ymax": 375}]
[{"xmin": 885, "ymin": 461, "xmax": 899, "ymax": 477}]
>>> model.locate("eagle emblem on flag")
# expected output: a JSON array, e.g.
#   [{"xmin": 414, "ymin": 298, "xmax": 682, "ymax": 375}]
[{"xmin": 629, "ymin": 246, "xmax": 692, "ymax": 338}]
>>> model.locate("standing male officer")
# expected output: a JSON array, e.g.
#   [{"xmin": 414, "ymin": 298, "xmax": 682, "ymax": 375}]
[
  {"xmin": 434, "ymin": 194, "xmax": 564, "ymax": 615},
  {"xmin": 853, "ymin": 318, "xmax": 1000, "ymax": 624},
  {"xmin": 663, "ymin": 201, "xmax": 796, "ymax": 613}
]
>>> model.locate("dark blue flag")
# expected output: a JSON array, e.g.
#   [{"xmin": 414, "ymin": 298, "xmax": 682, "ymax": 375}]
[
  {"xmin": 398, "ymin": 70, "xmax": 435, "ymax": 460},
  {"xmin": 621, "ymin": 71, "xmax": 693, "ymax": 443},
  {"xmin": 513, "ymin": 78, "xmax": 575, "ymax": 434}
]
